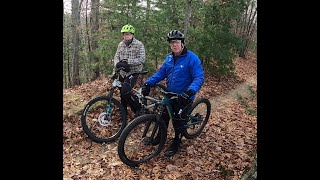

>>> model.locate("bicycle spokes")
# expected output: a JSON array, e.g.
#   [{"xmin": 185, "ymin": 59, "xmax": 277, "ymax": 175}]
[
  {"xmin": 123, "ymin": 120, "xmax": 160, "ymax": 162},
  {"xmin": 183, "ymin": 98, "xmax": 211, "ymax": 139},
  {"xmin": 81, "ymin": 96, "xmax": 126, "ymax": 143},
  {"xmin": 186, "ymin": 113, "xmax": 203, "ymax": 128}
]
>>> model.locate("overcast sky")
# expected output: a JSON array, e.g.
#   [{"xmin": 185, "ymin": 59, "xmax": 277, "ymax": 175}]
[{"xmin": 64, "ymin": 0, "xmax": 72, "ymax": 14}]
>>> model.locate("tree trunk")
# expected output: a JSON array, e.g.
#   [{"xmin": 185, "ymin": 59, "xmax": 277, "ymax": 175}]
[
  {"xmin": 132, "ymin": 0, "xmax": 138, "ymax": 19},
  {"xmin": 85, "ymin": 0, "xmax": 91, "ymax": 52},
  {"xmin": 90, "ymin": 0, "xmax": 100, "ymax": 80},
  {"xmin": 146, "ymin": 0, "xmax": 150, "ymax": 21},
  {"xmin": 240, "ymin": 1, "xmax": 250, "ymax": 39},
  {"xmin": 67, "ymin": 41, "xmax": 71, "ymax": 88},
  {"xmin": 246, "ymin": 6, "xmax": 257, "ymax": 39},
  {"xmin": 183, "ymin": 0, "xmax": 192, "ymax": 38},
  {"xmin": 171, "ymin": 0, "xmax": 179, "ymax": 26},
  {"xmin": 244, "ymin": 17, "xmax": 257, "ymax": 56},
  {"xmin": 71, "ymin": 0, "xmax": 81, "ymax": 86},
  {"xmin": 238, "ymin": 0, "xmax": 251, "ymax": 58},
  {"xmin": 63, "ymin": 2, "xmax": 66, "ymax": 88},
  {"xmin": 240, "ymin": 0, "xmax": 257, "ymax": 58}
]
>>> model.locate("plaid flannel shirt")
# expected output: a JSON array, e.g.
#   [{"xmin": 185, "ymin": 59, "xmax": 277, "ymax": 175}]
[{"xmin": 113, "ymin": 38, "xmax": 145, "ymax": 77}]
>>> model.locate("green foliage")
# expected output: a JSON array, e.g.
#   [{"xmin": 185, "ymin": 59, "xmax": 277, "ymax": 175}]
[
  {"xmin": 247, "ymin": 85, "xmax": 256, "ymax": 98},
  {"xmin": 236, "ymin": 85, "xmax": 257, "ymax": 116},
  {"xmin": 63, "ymin": 0, "xmax": 253, "ymax": 87},
  {"xmin": 186, "ymin": 0, "xmax": 247, "ymax": 75}
]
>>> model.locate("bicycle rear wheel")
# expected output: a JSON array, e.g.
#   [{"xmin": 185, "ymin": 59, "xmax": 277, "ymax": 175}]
[
  {"xmin": 183, "ymin": 98, "xmax": 211, "ymax": 139},
  {"xmin": 117, "ymin": 114, "xmax": 167, "ymax": 167},
  {"xmin": 81, "ymin": 96, "xmax": 127, "ymax": 143}
]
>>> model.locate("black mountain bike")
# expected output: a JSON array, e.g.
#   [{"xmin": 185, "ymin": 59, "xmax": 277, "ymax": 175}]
[
  {"xmin": 81, "ymin": 67, "xmax": 166, "ymax": 143},
  {"xmin": 117, "ymin": 89, "xmax": 211, "ymax": 167}
]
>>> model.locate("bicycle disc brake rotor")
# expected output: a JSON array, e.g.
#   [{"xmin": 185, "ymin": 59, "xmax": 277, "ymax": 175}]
[
  {"xmin": 98, "ymin": 112, "xmax": 111, "ymax": 126},
  {"xmin": 188, "ymin": 113, "xmax": 202, "ymax": 129}
]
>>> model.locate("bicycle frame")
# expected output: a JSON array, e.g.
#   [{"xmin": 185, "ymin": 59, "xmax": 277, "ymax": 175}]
[
  {"xmin": 139, "ymin": 91, "xmax": 178, "ymax": 141},
  {"xmin": 141, "ymin": 90, "xmax": 204, "ymax": 140},
  {"xmin": 105, "ymin": 67, "xmax": 150, "ymax": 117},
  {"xmin": 159, "ymin": 92, "xmax": 203, "ymax": 129}
]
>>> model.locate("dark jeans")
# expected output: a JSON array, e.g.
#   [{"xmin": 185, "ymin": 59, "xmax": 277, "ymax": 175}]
[
  {"xmin": 161, "ymin": 98, "xmax": 193, "ymax": 138},
  {"xmin": 119, "ymin": 73, "xmax": 140, "ymax": 113}
]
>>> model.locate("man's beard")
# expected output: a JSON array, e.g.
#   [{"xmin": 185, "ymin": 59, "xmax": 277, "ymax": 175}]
[{"xmin": 124, "ymin": 38, "xmax": 133, "ymax": 46}]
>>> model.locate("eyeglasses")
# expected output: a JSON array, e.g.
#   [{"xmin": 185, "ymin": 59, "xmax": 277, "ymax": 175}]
[{"xmin": 169, "ymin": 40, "xmax": 181, "ymax": 45}]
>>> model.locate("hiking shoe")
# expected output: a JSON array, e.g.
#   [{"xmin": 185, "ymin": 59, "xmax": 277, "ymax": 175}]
[{"xmin": 164, "ymin": 139, "xmax": 181, "ymax": 157}]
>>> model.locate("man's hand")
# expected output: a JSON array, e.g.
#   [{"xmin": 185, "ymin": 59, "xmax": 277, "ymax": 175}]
[
  {"xmin": 116, "ymin": 61, "xmax": 130, "ymax": 72},
  {"xmin": 141, "ymin": 83, "xmax": 151, "ymax": 96},
  {"xmin": 178, "ymin": 89, "xmax": 194, "ymax": 106}
]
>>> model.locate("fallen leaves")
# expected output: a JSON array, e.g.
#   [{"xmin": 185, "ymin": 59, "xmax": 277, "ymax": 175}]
[{"xmin": 63, "ymin": 53, "xmax": 257, "ymax": 180}]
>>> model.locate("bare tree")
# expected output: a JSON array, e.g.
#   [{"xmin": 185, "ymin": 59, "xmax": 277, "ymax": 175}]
[
  {"xmin": 236, "ymin": 0, "xmax": 257, "ymax": 58},
  {"xmin": 64, "ymin": 21, "xmax": 72, "ymax": 88},
  {"xmin": 132, "ymin": 0, "xmax": 138, "ymax": 19},
  {"xmin": 171, "ymin": 0, "xmax": 179, "ymax": 26},
  {"xmin": 243, "ymin": 4, "xmax": 256, "ymax": 54},
  {"xmin": 183, "ymin": 0, "xmax": 192, "ymax": 38},
  {"xmin": 146, "ymin": 0, "xmax": 151, "ymax": 21},
  {"xmin": 85, "ymin": 0, "xmax": 91, "ymax": 52},
  {"xmin": 71, "ymin": 0, "xmax": 81, "ymax": 86},
  {"xmin": 90, "ymin": 0, "xmax": 100, "ymax": 80}
]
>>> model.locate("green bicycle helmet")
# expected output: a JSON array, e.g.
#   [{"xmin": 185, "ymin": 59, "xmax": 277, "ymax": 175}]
[{"xmin": 121, "ymin": 24, "xmax": 135, "ymax": 34}]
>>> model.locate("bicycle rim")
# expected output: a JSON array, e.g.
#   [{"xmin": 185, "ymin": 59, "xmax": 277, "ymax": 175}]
[
  {"xmin": 118, "ymin": 114, "xmax": 166, "ymax": 167},
  {"xmin": 183, "ymin": 98, "xmax": 211, "ymax": 139},
  {"xmin": 81, "ymin": 96, "xmax": 126, "ymax": 143}
]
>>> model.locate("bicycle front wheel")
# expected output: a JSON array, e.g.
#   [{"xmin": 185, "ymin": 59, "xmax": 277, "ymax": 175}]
[
  {"xmin": 81, "ymin": 96, "xmax": 127, "ymax": 143},
  {"xmin": 117, "ymin": 114, "xmax": 167, "ymax": 167},
  {"xmin": 183, "ymin": 98, "xmax": 211, "ymax": 139}
]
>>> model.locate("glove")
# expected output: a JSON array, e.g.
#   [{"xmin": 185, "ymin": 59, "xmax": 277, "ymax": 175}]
[
  {"xmin": 141, "ymin": 83, "xmax": 151, "ymax": 96},
  {"xmin": 116, "ymin": 61, "xmax": 130, "ymax": 72},
  {"xmin": 110, "ymin": 73, "xmax": 117, "ymax": 80},
  {"xmin": 178, "ymin": 89, "xmax": 195, "ymax": 106}
]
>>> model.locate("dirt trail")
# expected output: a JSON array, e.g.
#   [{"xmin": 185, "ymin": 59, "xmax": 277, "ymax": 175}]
[
  {"xmin": 210, "ymin": 75, "xmax": 256, "ymax": 111},
  {"xmin": 207, "ymin": 75, "xmax": 257, "ymax": 180}
]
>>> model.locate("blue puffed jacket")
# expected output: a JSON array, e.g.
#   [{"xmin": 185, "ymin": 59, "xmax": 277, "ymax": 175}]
[{"xmin": 145, "ymin": 48, "xmax": 204, "ymax": 100}]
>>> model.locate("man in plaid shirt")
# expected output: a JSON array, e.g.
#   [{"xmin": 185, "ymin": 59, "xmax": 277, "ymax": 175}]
[{"xmin": 113, "ymin": 24, "xmax": 146, "ymax": 116}]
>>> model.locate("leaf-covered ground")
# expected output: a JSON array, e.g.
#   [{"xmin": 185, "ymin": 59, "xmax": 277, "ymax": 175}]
[{"xmin": 63, "ymin": 52, "xmax": 257, "ymax": 180}]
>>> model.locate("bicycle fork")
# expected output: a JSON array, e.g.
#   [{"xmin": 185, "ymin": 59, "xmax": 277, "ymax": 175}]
[
  {"xmin": 142, "ymin": 116, "xmax": 160, "ymax": 139},
  {"xmin": 105, "ymin": 88, "xmax": 115, "ymax": 118}
]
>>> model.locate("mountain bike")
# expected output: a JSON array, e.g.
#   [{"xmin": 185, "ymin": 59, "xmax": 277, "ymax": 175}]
[
  {"xmin": 81, "ymin": 66, "xmax": 166, "ymax": 143},
  {"xmin": 117, "ymin": 89, "xmax": 211, "ymax": 167}
]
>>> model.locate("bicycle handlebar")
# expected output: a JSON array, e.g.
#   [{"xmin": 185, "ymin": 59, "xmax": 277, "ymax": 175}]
[
  {"xmin": 115, "ymin": 63, "xmax": 143, "ymax": 72},
  {"xmin": 159, "ymin": 89, "xmax": 179, "ymax": 99}
]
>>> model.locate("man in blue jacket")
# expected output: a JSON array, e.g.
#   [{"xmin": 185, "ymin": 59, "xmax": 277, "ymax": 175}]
[{"xmin": 142, "ymin": 30, "xmax": 205, "ymax": 157}]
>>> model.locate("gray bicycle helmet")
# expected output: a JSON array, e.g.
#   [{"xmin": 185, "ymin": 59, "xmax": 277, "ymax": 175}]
[{"xmin": 167, "ymin": 30, "xmax": 185, "ymax": 43}]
